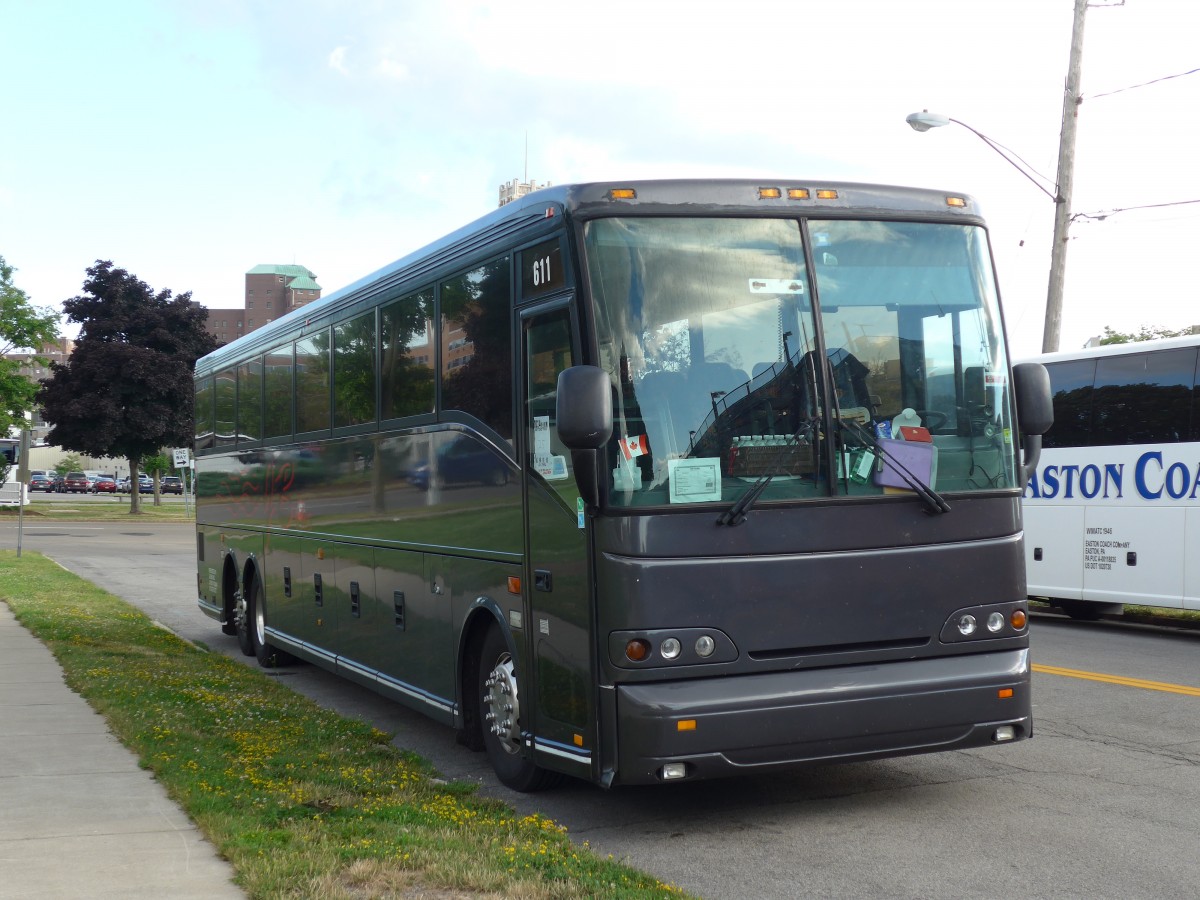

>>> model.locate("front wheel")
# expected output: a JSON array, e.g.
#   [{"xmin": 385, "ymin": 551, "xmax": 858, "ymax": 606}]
[
  {"xmin": 478, "ymin": 624, "xmax": 560, "ymax": 792},
  {"xmin": 251, "ymin": 577, "xmax": 295, "ymax": 668}
]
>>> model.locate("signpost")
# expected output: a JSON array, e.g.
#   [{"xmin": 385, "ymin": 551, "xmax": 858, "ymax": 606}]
[{"xmin": 173, "ymin": 447, "xmax": 191, "ymax": 516}]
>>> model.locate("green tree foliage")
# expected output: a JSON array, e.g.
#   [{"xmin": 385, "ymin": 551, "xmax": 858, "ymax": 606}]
[
  {"xmin": 54, "ymin": 453, "xmax": 83, "ymax": 476},
  {"xmin": 0, "ymin": 254, "xmax": 60, "ymax": 446},
  {"xmin": 1098, "ymin": 325, "xmax": 1195, "ymax": 345},
  {"xmin": 36, "ymin": 261, "xmax": 217, "ymax": 513}
]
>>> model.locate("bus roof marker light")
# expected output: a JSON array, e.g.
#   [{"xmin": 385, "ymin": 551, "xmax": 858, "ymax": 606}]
[
  {"xmin": 787, "ymin": 188, "xmax": 810, "ymax": 200},
  {"xmin": 816, "ymin": 189, "xmax": 839, "ymax": 200},
  {"xmin": 608, "ymin": 188, "xmax": 636, "ymax": 200},
  {"xmin": 946, "ymin": 196, "xmax": 967, "ymax": 208},
  {"xmin": 758, "ymin": 187, "xmax": 782, "ymax": 200}
]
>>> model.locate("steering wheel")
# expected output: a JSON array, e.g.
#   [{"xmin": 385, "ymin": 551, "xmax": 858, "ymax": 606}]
[{"xmin": 914, "ymin": 410, "xmax": 949, "ymax": 431}]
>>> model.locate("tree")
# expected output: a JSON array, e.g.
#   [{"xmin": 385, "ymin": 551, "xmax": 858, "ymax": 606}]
[
  {"xmin": 0, "ymin": 255, "xmax": 60, "ymax": 480},
  {"xmin": 1099, "ymin": 325, "xmax": 1195, "ymax": 345},
  {"xmin": 37, "ymin": 261, "xmax": 217, "ymax": 513}
]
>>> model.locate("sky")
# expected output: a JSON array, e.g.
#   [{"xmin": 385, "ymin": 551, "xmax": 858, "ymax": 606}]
[{"xmin": 1, "ymin": 0, "xmax": 1197, "ymax": 360}]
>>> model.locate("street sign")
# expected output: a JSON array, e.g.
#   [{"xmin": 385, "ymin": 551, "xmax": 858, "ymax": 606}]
[{"xmin": 172, "ymin": 447, "xmax": 190, "ymax": 468}]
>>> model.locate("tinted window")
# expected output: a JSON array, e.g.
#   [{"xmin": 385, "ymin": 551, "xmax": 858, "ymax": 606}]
[
  {"xmin": 1042, "ymin": 359, "xmax": 1096, "ymax": 448},
  {"xmin": 214, "ymin": 368, "xmax": 236, "ymax": 448},
  {"xmin": 381, "ymin": 289, "xmax": 435, "ymax": 420},
  {"xmin": 334, "ymin": 311, "xmax": 377, "ymax": 428},
  {"xmin": 236, "ymin": 358, "xmax": 262, "ymax": 443},
  {"xmin": 194, "ymin": 377, "xmax": 214, "ymax": 450},
  {"xmin": 1092, "ymin": 348, "xmax": 1196, "ymax": 445},
  {"xmin": 295, "ymin": 331, "xmax": 331, "ymax": 435},
  {"xmin": 264, "ymin": 344, "xmax": 292, "ymax": 439},
  {"xmin": 440, "ymin": 258, "xmax": 513, "ymax": 441}
]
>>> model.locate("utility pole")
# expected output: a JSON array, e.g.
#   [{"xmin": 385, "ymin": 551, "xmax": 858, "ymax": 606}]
[{"xmin": 1042, "ymin": 0, "xmax": 1089, "ymax": 353}]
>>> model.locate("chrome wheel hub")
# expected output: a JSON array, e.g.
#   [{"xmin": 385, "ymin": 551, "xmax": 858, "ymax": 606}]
[{"xmin": 482, "ymin": 653, "xmax": 521, "ymax": 754}]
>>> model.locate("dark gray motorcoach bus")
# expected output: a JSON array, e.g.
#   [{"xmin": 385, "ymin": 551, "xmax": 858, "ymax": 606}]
[{"xmin": 194, "ymin": 180, "xmax": 1053, "ymax": 790}]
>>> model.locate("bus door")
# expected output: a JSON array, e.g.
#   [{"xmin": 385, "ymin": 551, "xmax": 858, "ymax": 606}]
[{"xmin": 519, "ymin": 300, "xmax": 594, "ymax": 777}]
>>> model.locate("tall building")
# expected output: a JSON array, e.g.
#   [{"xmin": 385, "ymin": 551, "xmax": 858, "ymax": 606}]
[
  {"xmin": 203, "ymin": 264, "xmax": 322, "ymax": 346},
  {"xmin": 499, "ymin": 178, "xmax": 551, "ymax": 207}
]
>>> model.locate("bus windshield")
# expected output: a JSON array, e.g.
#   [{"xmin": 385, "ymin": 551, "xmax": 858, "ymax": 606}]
[{"xmin": 585, "ymin": 216, "xmax": 1016, "ymax": 509}]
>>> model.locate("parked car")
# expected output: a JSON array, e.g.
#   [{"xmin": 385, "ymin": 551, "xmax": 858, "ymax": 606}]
[
  {"xmin": 63, "ymin": 472, "xmax": 90, "ymax": 493},
  {"xmin": 118, "ymin": 475, "xmax": 154, "ymax": 494},
  {"xmin": 28, "ymin": 473, "xmax": 54, "ymax": 492},
  {"xmin": 91, "ymin": 476, "xmax": 117, "ymax": 493},
  {"xmin": 160, "ymin": 476, "xmax": 183, "ymax": 495}
]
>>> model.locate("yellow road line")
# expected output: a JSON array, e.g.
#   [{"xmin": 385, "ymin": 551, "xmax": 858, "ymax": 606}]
[{"xmin": 1032, "ymin": 663, "xmax": 1200, "ymax": 697}]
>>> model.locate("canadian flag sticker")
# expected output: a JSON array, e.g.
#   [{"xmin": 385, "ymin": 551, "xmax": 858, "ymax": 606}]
[{"xmin": 618, "ymin": 434, "xmax": 649, "ymax": 460}]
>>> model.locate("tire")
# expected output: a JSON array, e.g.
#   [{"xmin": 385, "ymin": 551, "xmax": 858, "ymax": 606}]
[
  {"xmin": 1059, "ymin": 600, "xmax": 1104, "ymax": 622},
  {"xmin": 251, "ymin": 577, "xmax": 295, "ymax": 668},
  {"xmin": 478, "ymin": 623, "xmax": 561, "ymax": 792},
  {"xmin": 234, "ymin": 584, "xmax": 256, "ymax": 655}
]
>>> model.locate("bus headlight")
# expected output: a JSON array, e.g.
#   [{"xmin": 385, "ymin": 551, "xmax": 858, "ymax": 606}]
[
  {"xmin": 957, "ymin": 614, "xmax": 977, "ymax": 636},
  {"xmin": 695, "ymin": 635, "xmax": 716, "ymax": 657},
  {"xmin": 987, "ymin": 612, "xmax": 1006, "ymax": 633},
  {"xmin": 660, "ymin": 638, "xmax": 682, "ymax": 660}
]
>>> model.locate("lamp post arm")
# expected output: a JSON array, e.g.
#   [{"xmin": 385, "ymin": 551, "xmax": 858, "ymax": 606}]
[{"xmin": 947, "ymin": 118, "xmax": 1059, "ymax": 203}]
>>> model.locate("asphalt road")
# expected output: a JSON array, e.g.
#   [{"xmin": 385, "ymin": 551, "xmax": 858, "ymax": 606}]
[{"xmin": 6, "ymin": 518, "xmax": 1200, "ymax": 899}]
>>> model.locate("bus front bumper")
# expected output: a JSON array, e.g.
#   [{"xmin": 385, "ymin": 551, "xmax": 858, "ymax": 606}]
[{"xmin": 613, "ymin": 648, "xmax": 1030, "ymax": 785}]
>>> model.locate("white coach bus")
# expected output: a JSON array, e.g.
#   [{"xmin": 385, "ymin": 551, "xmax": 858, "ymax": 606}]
[{"xmin": 1022, "ymin": 334, "xmax": 1200, "ymax": 619}]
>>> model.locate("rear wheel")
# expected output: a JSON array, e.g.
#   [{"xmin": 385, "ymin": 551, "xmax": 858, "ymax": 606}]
[
  {"xmin": 478, "ymin": 623, "xmax": 560, "ymax": 792},
  {"xmin": 234, "ymin": 585, "xmax": 255, "ymax": 655}
]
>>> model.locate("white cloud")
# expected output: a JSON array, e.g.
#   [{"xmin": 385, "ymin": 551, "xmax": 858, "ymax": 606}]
[
  {"xmin": 374, "ymin": 57, "xmax": 410, "ymax": 81},
  {"xmin": 328, "ymin": 45, "xmax": 349, "ymax": 75}
]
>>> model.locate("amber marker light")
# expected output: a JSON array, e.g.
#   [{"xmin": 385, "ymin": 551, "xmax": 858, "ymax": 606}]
[
  {"xmin": 625, "ymin": 638, "xmax": 651, "ymax": 662},
  {"xmin": 608, "ymin": 188, "xmax": 637, "ymax": 200},
  {"xmin": 815, "ymin": 189, "xmax": 839, "ymax": 200},
  {"xmin": 787, "ymin": 188, "xmax": 810, "ymax": 200},
  {"xmin": 677, "ymin": 719, "xmax": 697, "ymax": 732},
  {"xmin": 758, "ymin": 187, "xmax": 782, "ymax": 200},
  {"xmin": 1010, "ymin": 609, "xmax": 1028, "ymax": 630},
  {"xmin": 998, "ymin": 688, "xmax": 1014, "ymax": 699},
  {"xmin": 946, "ymin": 196, "xmax": 967, "ymax": 207},
  {"xmin": 507, "ymin": 576, "xmax": 521, "ymax": 595},
  {"xmin": 573, "ymin": 733, "xmax": 584, "ymax": 747}
]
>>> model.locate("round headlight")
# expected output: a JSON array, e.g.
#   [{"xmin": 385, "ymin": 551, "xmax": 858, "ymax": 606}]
[
  {"xmin": 957, "ymin": 614, "xmax": 977, "ymax": 636},
  {"xmin": 987, "ymin": 612, "xmax": 1006, "ymax": 633},
  {"xmin": 695, "ymin": 635, "xmax": 716, "ymax": 657},
  {"xmin": 660, "ymin": 637, "xmax": 682, "ymax": 660}
]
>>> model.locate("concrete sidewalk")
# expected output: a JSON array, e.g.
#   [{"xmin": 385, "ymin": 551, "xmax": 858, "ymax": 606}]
[{"xmin": 0, "ymin": 603, "xmax": 243, "ymax": 899}]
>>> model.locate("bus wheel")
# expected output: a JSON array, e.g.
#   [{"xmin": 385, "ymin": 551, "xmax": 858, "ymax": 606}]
[
  {"xmin": 478, "ymin": 624, "xmax": 560, "ymax": 792},
  {"xmin": 251, "ymin": 577, "xmax": 295, "ymax": 668},
  {"xmin": 1059, "ymin": 600, "xmax": 1104, "ymax": 621},
  {"xmin": 234, "ymin": 586, "xmax": 255, "ymax": 656}
]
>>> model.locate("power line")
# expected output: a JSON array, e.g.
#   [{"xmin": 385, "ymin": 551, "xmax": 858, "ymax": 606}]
[
  {"xmin": 1073, "ymin": 198, "xmax": 1200, "ymax": 222},
  {"xmin": 1089, "ymin": 66, "xmax": 1200, "ymax": 100}
]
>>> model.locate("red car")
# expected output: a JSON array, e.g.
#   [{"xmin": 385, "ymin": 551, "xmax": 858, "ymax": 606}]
[{"xmin": 91, "ymin": 477, "xmax": 117, "ymax": 493}]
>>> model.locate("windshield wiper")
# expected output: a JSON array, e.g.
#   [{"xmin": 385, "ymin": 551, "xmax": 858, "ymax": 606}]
[
  {"xmin": 717, "ymin": 422, "xmax": 816, "ymax": 527},
  {"xmin": 840, "ymin": 420, "xmax": 950, "ymax": 515}
]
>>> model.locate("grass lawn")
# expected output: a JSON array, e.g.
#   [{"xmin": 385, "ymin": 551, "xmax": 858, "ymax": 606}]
[
  {"xmin": 0, "ymin": 551, "xmax": 687, "ymax": 899},
  {"xmin": 2, "ymin": 498, "xmax": 194, "ymax": 522}
]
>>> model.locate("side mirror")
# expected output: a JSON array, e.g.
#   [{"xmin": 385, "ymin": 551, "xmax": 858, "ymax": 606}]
[
  {"xmin": 557, "ymin": 365, "xmax": 613, "ymax": 450},
  {"xmin": 556, "ymin": 365, "xmax": 614, "ymax": 510},
  {"xmin": 1012, "ymin": 362, "xmax": 1053, "ymax": 488},
  {"xmin": 1012, "ymin": 363, "xmax": 1053, "ymax": 436}
]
